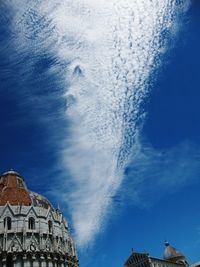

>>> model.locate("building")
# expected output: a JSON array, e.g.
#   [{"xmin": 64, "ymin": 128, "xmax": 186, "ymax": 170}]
[
  {"xmin": 0, "ymin": 170, "xmax": 78, "ymax": 267},
  {"xmin": 124, "ymin": 242, "xmax": 193, "ymax": 267}
]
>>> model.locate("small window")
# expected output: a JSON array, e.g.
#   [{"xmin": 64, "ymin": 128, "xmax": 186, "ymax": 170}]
[
  {"xmin": 28, "ymin": 217, "xmax": 35, "ymax": 230},
  {"xmin": 48, "ymin": 220, "xmax": 53, "ymax": 233},
  {"xmin": 4, "ymin": 217, "xmax": 12, "ymax": 230},
  {"xmin": 17, "ymin": 178, "xmax": 24, "ymax": 188}
]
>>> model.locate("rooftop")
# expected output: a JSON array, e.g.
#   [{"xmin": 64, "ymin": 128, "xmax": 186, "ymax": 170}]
[
  {"xmin": 2, "ymin": 169, "xmax": 23, "ymax": 179},
  {"xmin": 0, "ymin": 170, "xmax": 52, "ymax": 209}
]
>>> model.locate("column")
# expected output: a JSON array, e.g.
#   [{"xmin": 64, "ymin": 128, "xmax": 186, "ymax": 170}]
[
  {"xmin": 13, "ymin": 254, "xmax": 17, "ymax": 267},
  {"xmin": 47, "ymin": 254, "xmax": 53, "ymax": 267},
  {"xmin": 23, "ymin": 257, "xmax": 32, "ymax": 267},
  {"xmin": 23, "ymin": 261, "xmax": 31, "ymax": 267},
  {"xmin": 2, "ymin": 256, "xmax": 6, "ymax": 267},
  {"xmin": 40, "ymin": 254, "xmax": 47, "ymax": 267},
  {"xmin": 53, "ymin": 257, "xmax": 58, "ymax": 267},
  {"xmin": 41, "ymin": 262, "xmax": 47, "ymax": 267},
  {"xmin": 60, "ymin": 258, "xmax": 65, "ymax": 267},
  {"xmin": 64, "ymin": 260, "xmax": 68, "ymax": 267},
  {"xmin": 13, "ymin": 255, "xmax": 22, "ymax": 267},
  {"xmin": 32, "ymin": 255, "xmax": 39, "ymax": 267}
]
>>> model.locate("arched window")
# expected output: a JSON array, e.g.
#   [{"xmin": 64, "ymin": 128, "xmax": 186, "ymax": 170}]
[
  {"xmin": 6, "ymin": 254, "xmax": 13, "ymax": 267},
  {"xmin": 48, "ymin": 220, "xmax": 53, "ymax": 233},
  {"xmin": 4, "ymin": 217, "xmax": 12, "ymax": 230},
  {"xmin": 28, "ymin": 217, "xmax": 35, "ymax": 230}
]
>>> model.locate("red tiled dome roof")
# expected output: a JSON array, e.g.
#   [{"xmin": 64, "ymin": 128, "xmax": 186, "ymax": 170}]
[
  {"xmin": 0, "ymin": 170, "xmax": 51, "ymax": 208},
  {"xmin": 0, "ymin": 171, "xmax": 31, "ymax": 206}
]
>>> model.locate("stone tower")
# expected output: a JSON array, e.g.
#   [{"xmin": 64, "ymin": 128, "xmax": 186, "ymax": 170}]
[{"xmin": 0, "ymin": 170, "xmax": 78, "ymax": 267}]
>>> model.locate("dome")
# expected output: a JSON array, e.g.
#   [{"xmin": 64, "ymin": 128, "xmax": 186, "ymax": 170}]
[
  {"xmin": 0, "ymin": 170, "xmax": 31, "ymax": 206},
  {"xmin": 29, "ymin": 191, "xmax": 52, "ymax": 209},
  {"xmin": 2, "ymin": 170, "xmax": 23, "ymax": 179},
  {"xmin": 0, "ymin": 170, "xmax": 78, "ymax": 267},
  {"xmin": 164, "ymin": 241, "xmax": 185, "ymax": 262},
  {"xmin": 0, "ymin": 170, "xmax": 52, "ymax": 208}
]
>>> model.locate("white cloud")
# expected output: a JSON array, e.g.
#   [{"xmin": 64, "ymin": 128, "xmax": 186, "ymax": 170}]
[
  {"xmin": 6, "ymin": 0, "xmax": 191, "ymax": 247},
  {"xmin": 120, "ymin": 138, "xmax": 200, "ymax": 208}
]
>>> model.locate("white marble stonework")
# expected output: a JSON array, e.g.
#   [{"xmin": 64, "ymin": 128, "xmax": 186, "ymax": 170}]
[{"xmin": 0, "ymin": 171, "xmax": 79, "ymax": 267}]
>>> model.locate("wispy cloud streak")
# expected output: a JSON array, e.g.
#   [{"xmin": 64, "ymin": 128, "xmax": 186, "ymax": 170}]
[
  {"xmin": 121, "ymin": 139, "xmax": 200, "ymax": 208},
  {"xmin": 5, "ymin": 0, "xmax": 190, "ymax": 247}
]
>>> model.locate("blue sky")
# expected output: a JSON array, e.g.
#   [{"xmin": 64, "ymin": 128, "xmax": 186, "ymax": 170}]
[{"xmin": 0, "ymin": 1, "xmax": 200, "ymax": 267}]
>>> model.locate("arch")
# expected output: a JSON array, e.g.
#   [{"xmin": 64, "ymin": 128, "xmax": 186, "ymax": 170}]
[
  {"xmin": 6, "ymin": 254, "xmax": 13, "ymax": 267},
  {"xmin": 4, "ymin": 216, "xmax": 12, "ymax": 230},
  {"xmin": 28, "ymin": 217, "xmax": 35, "ymax": 230},
  {"xmin": 48, "ymin": 220, "xmax": 53, "ymax": 233}
]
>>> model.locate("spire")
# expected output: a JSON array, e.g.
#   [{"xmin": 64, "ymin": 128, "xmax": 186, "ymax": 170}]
[
  {"xmin": 164, "ymin": 241, "xmax": 185, "ymax": 261},
  {"xmin": 165, "ymin": 240, "xmax": 170, "ymax": 247}
]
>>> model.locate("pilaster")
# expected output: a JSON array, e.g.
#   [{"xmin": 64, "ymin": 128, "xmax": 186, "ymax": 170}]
[
  {"xmin": 23, "ymin": 254, "xmax": 31, "ymax": 267},
  {"xmin": 2, "ymin": 256, "xmax": 6, "ymax": 267},
  {"xmin": 53, "ymin": 256, "xmax": 58, "ymax": 267},
  {"xmin": 32, "ymin": 254, "xmax": 38, "ymax": 267},
  {"xmin": 40, "ymin": 254, "xmax": 47, "ymax": 267},
  {"xmin": 13, "ymin": 258, "xmax": 22, "ymax": 267},
  {"xmin": 48, "ymin": 260, "xmax": 54, "ymax": 267}
]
